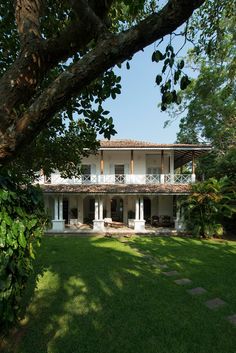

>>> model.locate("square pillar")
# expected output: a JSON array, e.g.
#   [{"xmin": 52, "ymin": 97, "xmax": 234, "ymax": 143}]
[
  {"xmin": 160, "ymin": 174, "xmax": 165, "ymax": 184},
  {"xmin": 93, "ymin": 196, "xmax": 104, "ymax": 231},
  {"xmin": 52, "ymin": 195, "xmax": 65, "ymax": 232},
  {"xmin": 133, "ymin": 220, "xmax": 146, "ymax": 232},
  {"xmin": 93, "ymin": 220, "xmax": 105, "ymax": 232}
]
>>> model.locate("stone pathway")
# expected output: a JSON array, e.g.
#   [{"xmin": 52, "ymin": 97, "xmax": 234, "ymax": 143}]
[
  {"xmin": 227, "ymin": 314, "xmax": 236, "ymax": 326},
  {"xmin": 163, "ymin": 270, "xmax": 179, "ymax": 277},
  {"xmin": 174, "ymin": 278, "xmax": 192, "ymax": 285},
  {"xmin": 205, "ymin": 298, "xmax": 226, "ymax": 310},
  {"xmin": 187, "ymin": 287, "xmax": 207, "ymax": 295},
  {"xmin": 119, "ymin": 239, "xmax": 236, "ymax": 328}
]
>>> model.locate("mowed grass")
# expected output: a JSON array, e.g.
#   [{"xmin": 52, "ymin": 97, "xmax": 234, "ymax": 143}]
[{"xmin": 8, "ymin": 236, "xmax": 236, "ymax": 353}]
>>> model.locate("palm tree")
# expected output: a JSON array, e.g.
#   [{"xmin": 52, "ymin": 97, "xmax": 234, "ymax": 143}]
[{"xmin": 180, "ymin": 177, "xmax": 236, "ymax": 238}]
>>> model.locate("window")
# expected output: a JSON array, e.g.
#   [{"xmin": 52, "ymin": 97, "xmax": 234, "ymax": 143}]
[
  {"xmin": 146, "ymin": 167, "xmax": 161, "ymax": 183},
  {"xmin": 81, "ymin": 164, "xmax": 91, "ymax": 183},
  {"xmin": 115, "ymin": 164, "xmax": 125, "ymax": 183}
]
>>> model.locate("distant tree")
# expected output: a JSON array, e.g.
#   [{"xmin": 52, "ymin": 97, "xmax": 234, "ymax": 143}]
[
  {"xmin": 180, "ymin": 177, "xmax": 236, "ymax": 238},
  {"xmin": 167, "ymin": 4, "xmax": 236, "ymax": 181}
]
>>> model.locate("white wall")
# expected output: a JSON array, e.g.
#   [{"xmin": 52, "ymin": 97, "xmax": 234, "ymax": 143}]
[{"xmin": 47, "ymin": 149, "xmax": 175, "ymax": 181}]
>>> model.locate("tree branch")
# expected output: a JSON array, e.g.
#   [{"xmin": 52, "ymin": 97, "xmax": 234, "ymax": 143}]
[
  {"xmin": 44, "ymin": 0, "xmax": 114, "ymax": 66},
  {"xmin": 70, "ymin": 0, "xmax": 105, "ymax": 33},
  {"xmin": 0, "ymin": 0, "xmax": 206, "ymax": 163},
  {"xmin": 15, "ymin": 0, "xmax": 43, "ymax": 44}
]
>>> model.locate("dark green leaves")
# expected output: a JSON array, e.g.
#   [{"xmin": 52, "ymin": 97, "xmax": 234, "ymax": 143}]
[
  {"xmin": 152, "ymin": 45, "xmax": 190, "ymax": 110},
  {"xmin": 155, "ymin": 75, "xmax": 162, "ymax": 85},
  {"xmin": 152, "ymin": 50, "xmax": 165, "ymax": 63},
  {"xmin": 0, "ymin": 180, "xmax": 47, "ymax": 333},
  {"xmin": 180, "ymin": 76, "xmax": 191, "ymax": 90}
]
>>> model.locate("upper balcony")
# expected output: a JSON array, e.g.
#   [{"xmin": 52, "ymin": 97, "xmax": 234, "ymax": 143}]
[{"xmin": 39, "ymin": 173, "xmax": 196, "ymax": 185}]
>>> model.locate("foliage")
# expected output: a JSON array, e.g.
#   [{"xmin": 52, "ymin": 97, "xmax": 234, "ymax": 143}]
[
  {"xmin": 166, "ymin": 2, "xmax": 236, "ymax": 181},
  {"xmin": 0, "ymin": 0, "xmax": 209, "ymax": 169},
  {"xmin": 180, "ymin": 177, "xmax": 236, "ymax": 238},
  {"xmin": 0, "ymin": 176, "xmax": 47, "ymax": 333}
]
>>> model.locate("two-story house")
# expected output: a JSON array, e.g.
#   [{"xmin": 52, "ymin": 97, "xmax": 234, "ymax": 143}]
[{"xmin": 39, "ymin": 139, "xmax": 211, "ymax": 232}]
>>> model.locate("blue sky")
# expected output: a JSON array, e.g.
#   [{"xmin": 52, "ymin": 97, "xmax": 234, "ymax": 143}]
[{"xmin": 103, "ymin": 35, "xmax": 193, "ymax": 144}]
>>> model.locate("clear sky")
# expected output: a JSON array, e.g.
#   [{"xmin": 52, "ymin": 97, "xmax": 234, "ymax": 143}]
[
  {"xmin": 103, "ymin": 44, "xmax": 180, "ymax": 144},
  {"xmin": 103, "ymin": 34, "xmax": 193, "ymax": 144}
]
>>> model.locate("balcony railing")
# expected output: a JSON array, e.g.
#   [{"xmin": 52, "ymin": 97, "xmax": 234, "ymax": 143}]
[{"xmin": 39, "ymin": 173, "xmax": 195, "ymax": 185}]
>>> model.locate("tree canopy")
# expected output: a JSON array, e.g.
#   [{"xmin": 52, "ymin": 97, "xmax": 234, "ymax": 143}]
[
  {"xmin": 0, "ymin": 0, "xmax": 235, "ymax": 180},
  {"xmin": 0, "ymin": 0, "xmax": 208, "ymax": 171},
  {"xmin": 168, "ymin": 5, "xmax": 236, "ymax": 181}
]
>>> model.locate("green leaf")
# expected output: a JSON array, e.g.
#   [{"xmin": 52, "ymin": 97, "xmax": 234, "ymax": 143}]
[
  {"xmin": 179, "ymin": 60, "xmax": 184, "ymax": 69},
  {"xmin": 19, "ymin": 232, "xmax": 27, "ymax": 248},
  {"xmin": 152, "ymin": 50, "xmax": 164, "ymax": 63},
  {"xmin": 180, "ymin": 76, "xmax": 191, "ymax": 90},
  {"xmin": 155, "ymin": 75, "xmax": 162, "ymax": 85}
]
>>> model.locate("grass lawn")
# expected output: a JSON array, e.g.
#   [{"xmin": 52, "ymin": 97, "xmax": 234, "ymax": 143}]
[{"xmin": 4, "ymin": 235, "xmax": 236, "ymax": 353}]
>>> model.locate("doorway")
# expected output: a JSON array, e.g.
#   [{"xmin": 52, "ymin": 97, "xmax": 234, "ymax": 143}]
[
  {"xmin": 144, "ymin": 198, "xmax": 151, "ymax": 223},
  {"xmin": 63, "ymin": 199, "xmax": 69, "ymax": 224},
  {"xmin": 111, "ymin": 197, "xmax": 123, "ymax": 222}
]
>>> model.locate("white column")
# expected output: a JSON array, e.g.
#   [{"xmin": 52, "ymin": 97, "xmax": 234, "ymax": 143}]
[
  {"xmin": 54, "ymin": 196, "xmax": 58, "ymax": 220},
  {"xmin": 191, "ymin": 174, "xmax": 196, "ymax": 183},
  {"xmin": 95, "ymin": 197, "xmax": 99, "ymax": 220},
  {"xmin": 52, "ymin": 195, "xmax": 65, "ymax": 232},
  {"xmin": 59, "ymin": 196, "xmax": 63, "ymax": 220},
  {"xmin": 135, "ymin": 197, "xmax": 140, "ymax": 220},
  {"xmin": 99, "ymin": 197, "xmax": 103, "ymax": 220},
  {"xmin": 93, "ymin": 196, "xmax": 105, "ymax": 232},
  {"xmin": 140, "ymin": 196, "xmax": 144, "ymax": 221},
  {"xmin": 134, "ymin": 196, "xmax": 146, "ymax": 232}
]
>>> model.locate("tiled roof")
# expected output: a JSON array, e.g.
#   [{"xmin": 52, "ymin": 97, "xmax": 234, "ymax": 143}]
[
  {"xmin": 41, "ymin": 183, "xmax": 191, "ymax": 194},
  {"xmin": 99, "ymin": 139, "xmax": 210, "ymax": 149}
]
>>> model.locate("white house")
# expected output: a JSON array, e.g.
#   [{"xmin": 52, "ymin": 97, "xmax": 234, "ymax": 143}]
[{"xmin": 38, "ymin": 139, "xmax": 211, "ymax": 232}]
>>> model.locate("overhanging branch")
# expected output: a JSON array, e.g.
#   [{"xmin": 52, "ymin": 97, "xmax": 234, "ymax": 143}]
[
  {"xmin": 0, "ymin": 0, "xmax": 206, "ymax": 163},
  {"xmin": 15, "ymin": 0, "xmax": 43, "ymax": 44}
]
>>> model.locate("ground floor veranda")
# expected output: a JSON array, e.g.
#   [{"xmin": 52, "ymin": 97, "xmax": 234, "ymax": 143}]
[{"xmin": 44, "ymin": 193, "xmax": 185, "ymax": 233}]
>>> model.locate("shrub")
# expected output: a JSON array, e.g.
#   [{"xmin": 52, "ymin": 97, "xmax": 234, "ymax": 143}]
[
  {"xmin": 180, "ymin": 177, "xmax": 236, "ymax": 238},
  {"xmin": 0, "ymin": 177, "xmax": 47, "ymax": 333}
]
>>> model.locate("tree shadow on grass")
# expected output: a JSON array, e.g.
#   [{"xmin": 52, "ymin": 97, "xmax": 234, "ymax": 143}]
[
  {"xmin": 130, "ymin": 236, "xmax": 236, "ymax": 303},
  {"xmin": 16, "ymin": 236, "xmax": 236, "ymax": 353}
]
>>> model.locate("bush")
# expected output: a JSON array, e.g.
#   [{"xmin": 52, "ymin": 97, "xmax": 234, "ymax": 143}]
[
  {"xmin": 180, "ymin": 177, "xmax": 236, "ymax": 238},
  {"xmin": 0, "ymin": 177, "xmax": 47, "ymax": 333}
]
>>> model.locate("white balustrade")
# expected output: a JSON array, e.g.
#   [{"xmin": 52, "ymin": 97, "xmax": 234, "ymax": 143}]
[{"xmin": 39, "ymin": 173, "xmax": 194, "ymax": 185}]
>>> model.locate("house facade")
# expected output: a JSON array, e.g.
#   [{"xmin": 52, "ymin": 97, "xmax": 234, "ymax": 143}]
[{"xmin": 38, "ymin": 140, "xmax": 211, "ymax": 232}]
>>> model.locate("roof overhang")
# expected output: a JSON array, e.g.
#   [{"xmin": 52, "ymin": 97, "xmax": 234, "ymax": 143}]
[{"xmin": 41, "ymin": 183, "xmax": 191, "ymax": 195}]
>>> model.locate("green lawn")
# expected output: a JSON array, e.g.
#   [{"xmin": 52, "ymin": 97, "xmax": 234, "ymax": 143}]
[{"xmin": 7, "ymin": 236, "xmax": 236, "ymax": 353}]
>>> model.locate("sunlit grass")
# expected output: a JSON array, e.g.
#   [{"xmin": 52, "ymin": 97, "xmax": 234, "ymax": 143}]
[{"xmin": 8, "ymin": 236, "xmax": 236, "ymax": 353}]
